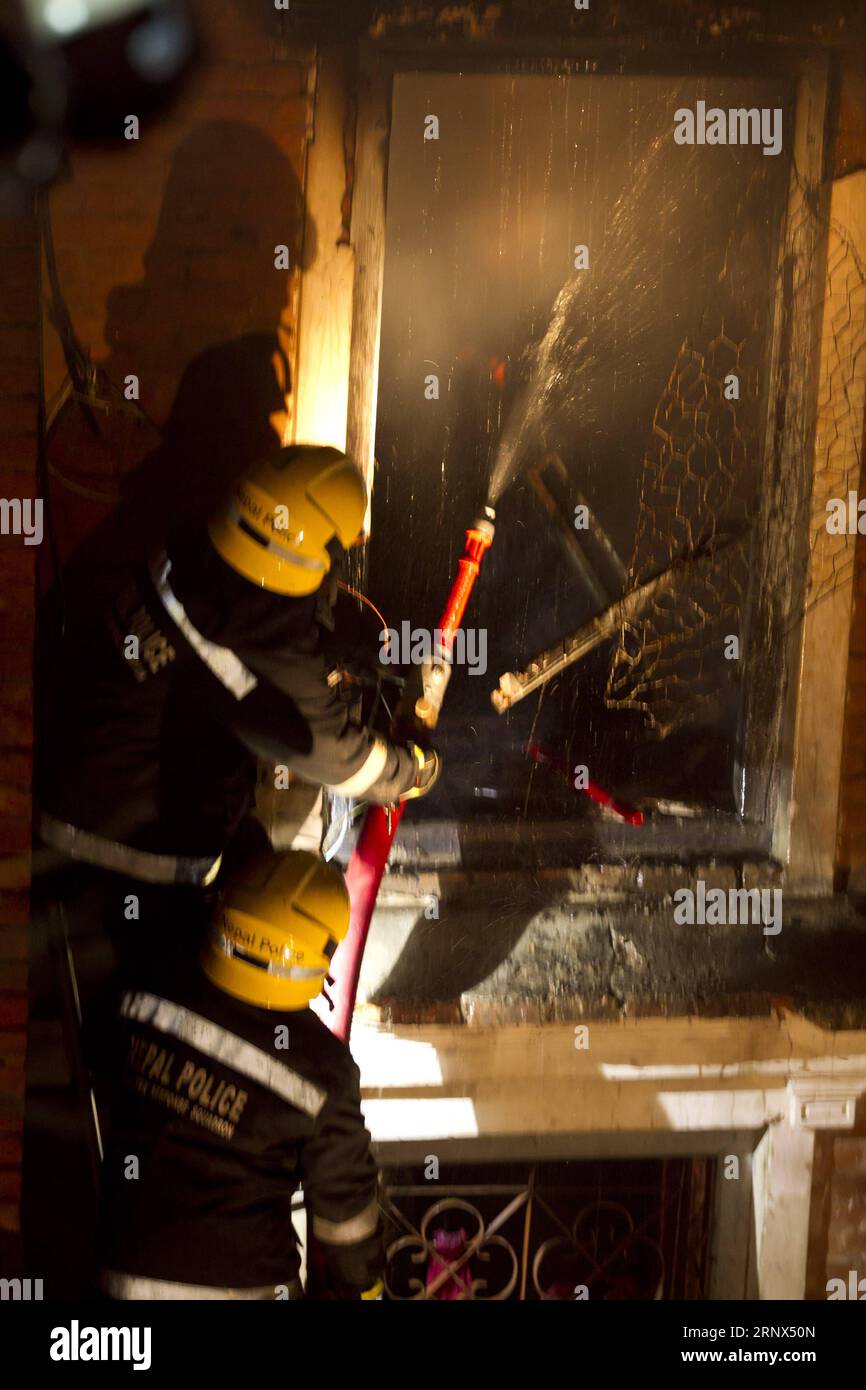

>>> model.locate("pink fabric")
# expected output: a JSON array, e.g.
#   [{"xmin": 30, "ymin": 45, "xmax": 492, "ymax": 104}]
[{"xmin": 427, "ymin": 1228, "xmax": 472, "ymax": 1300}]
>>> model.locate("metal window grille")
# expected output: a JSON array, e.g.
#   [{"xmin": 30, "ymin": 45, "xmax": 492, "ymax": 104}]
[{"xmin": 380, "ymin": 1157, "xmax": 714, "ymax": 1300}]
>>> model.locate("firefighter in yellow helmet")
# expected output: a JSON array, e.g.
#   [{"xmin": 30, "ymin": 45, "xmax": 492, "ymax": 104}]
[
  {"xmin": 97, "ymin": 849, "xmax": 384, "ymax": 1300},
  {"xmin": 208, "ymin": 446, "xmax": 368, "ymax": 598},
  {"xmin": 39, "ymin": 444, "xmax": 439, "ymax": 891}
]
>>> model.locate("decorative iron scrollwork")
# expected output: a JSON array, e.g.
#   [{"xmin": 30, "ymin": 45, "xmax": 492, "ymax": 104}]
[{"xmin": 533, "ymin": 1201, "xmax": 664, "ymax": 1300}]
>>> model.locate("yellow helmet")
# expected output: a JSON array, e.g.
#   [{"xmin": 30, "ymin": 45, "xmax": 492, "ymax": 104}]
[
  {"xmin": 201, "ymin": 850, "xmax": 351, "ymax": 1010},
  {"xmin": 208, "ymin": 445, "xmax": 368, "ymax": 596}
]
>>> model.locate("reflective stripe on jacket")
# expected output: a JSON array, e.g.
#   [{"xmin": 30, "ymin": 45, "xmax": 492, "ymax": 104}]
[
  {"xmin": 39, "ymin": 524, "xmax": 418, "ymax": 865},
  {"xmin": 98, "ymin": 960, "xmax": 382, "ymax": 1294}
]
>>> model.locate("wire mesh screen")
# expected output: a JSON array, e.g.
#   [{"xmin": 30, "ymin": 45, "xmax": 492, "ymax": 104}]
[{"xmin": 603, "ymin": 332, "xmax": 753, "ymax": 741}]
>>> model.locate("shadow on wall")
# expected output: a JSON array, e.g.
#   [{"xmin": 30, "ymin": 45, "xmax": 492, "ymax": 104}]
[
  {"xmin": 49, "ymin": 121, "xmax": 317, "ymax": 589},
  {"xmin": 370, "ymin": 881, "xmax": 560, "ymax": 1005}
]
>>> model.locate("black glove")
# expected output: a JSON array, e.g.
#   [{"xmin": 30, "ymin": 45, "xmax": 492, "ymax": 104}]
[{"xmin": 319, "ymin": 1229, "xmax": 385, "ymax": 1300}]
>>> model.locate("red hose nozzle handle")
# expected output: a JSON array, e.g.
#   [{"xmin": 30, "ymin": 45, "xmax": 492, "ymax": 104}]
[
  {"xmin": 413, "ymin": 509, "xmax": 495, "ymax": 731},
  {"xmin": 438, "ymin": 512, "xmax": 495, "ymax": 651}
]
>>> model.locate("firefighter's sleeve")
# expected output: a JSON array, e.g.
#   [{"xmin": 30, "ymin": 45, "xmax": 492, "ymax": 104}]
[
  {"xmin": 301, "ymin": 1061, "xmax": 384, "ymax": 1297},
  {"xmin": 228, "ymin": 646, "xmax": 418, "ymax": 803}
]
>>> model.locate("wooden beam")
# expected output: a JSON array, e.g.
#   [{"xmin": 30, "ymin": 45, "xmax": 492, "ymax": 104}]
[
  {"xmin": 345, "ymin": 43, "xmax": 391, "ymax": 501},
  {"xmin": 788, "ymin": 169, "xmax": 866, "ymax": 888},
  {"xmin": 293, "ymin": 46, "xmax": 357, "ymax": 452},
  {"xmin": 740, "ymin": 56, "xmax": 834, "ymax": 869}
]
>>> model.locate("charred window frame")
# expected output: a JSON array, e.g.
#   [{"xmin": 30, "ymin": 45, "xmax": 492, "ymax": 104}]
[{"xmin": 345, "ymin": 39, "xmax": 839, "ymax": 877}]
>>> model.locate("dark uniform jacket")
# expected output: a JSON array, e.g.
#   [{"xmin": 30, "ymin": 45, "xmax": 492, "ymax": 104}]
[
  {"xmin": 39, "ymin": 524, "xmax": 416, "ymax": 867},
  {"xmin": 97, "ymin": 958, "xmax": 382, "ymax": 1296}
]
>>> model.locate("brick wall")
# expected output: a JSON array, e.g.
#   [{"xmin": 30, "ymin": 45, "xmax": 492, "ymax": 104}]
[
  {"xmin": 0, "ymin": 204, "xmax": 39, "ymax": 1248},
  {"xmin": 42, "ymin": 0, "xmax": 315, "ymax": 567},
  {"xmin": 0, "ymin": 0, "xmax": 316, "ymax": 1245}
]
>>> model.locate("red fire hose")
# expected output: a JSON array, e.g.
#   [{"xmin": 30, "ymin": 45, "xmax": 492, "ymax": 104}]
[{"xmin": 327, "ymin": 512, "xmax": 495, "ymax": 1041}]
